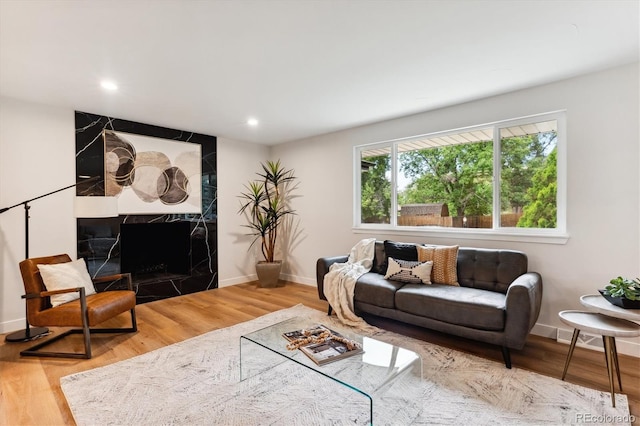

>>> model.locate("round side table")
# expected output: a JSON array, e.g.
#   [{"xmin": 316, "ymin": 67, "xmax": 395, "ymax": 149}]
[
  {"xmin": 580, "ymin": 294, "xmax": 640, "ymax": 322},
  {"xmin": 558, "ymin": 310, "xmax": 640, "ymax": 407}
]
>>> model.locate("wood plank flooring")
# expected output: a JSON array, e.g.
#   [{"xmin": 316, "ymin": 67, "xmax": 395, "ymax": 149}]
[{"xmin": 1, "ymin": 282, "xmax": 638, "ymax": 425}]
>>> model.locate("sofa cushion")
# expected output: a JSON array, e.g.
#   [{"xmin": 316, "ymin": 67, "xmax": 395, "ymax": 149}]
[
  {"xmin": 354, "ymin": 272, "xmax": 405, "ymax": 309},
  {"xmin": 384, "ymin": 258, "xmax": 433, "ymax": 284},
  {"xmin": 395, "ymin": 283, "xmax": 506, "ymax": 331},
  {"xmin": 417, "ymin": 245, "xmax": 459, "ymax": 286},
  {"xmin": 457, "ymin": 248, "xmax": 528, "ymax": 293}
]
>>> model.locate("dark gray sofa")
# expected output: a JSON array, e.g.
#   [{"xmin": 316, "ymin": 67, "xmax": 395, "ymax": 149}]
[{"xmin": 316, "ymin": 241, "xmax": 543, "ymax": 368}]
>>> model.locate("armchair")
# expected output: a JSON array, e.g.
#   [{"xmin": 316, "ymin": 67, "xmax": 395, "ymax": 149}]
[{"xmin": 18, "ymin": 254, "xmax": 137, "ymax": 359}]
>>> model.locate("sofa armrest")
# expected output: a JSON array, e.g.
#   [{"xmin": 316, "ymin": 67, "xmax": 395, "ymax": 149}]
[
  {"xmin": 316, "ymin": 255, "xmax": 348, "ymax": 301},
  {"xmin": 503, "ymin": 272, "xmax": 543, "ymax": 349}
]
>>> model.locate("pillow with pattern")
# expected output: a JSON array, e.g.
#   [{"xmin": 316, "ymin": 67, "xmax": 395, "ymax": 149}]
[
  {"xmin": 417, "ymin": 245, "xmax": 459, "ymax": 286},
  {"xmin": 384, "ymin": 257, "xmax": 433, "ymax": 284}
]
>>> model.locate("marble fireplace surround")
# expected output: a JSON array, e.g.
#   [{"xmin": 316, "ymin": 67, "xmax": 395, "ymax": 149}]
[{"xmin": 75, "ymin": 111, "xmax": 217, "ymax": 304}]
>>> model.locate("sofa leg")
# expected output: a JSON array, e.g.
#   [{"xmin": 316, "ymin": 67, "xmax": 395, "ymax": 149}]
[
  {"xmin": 501, "ymin": 346, "xmax": 512, "ymax": 369},
  {"xmin": 327, "ymin": 304, "xmax": 333, "ymax": 316}
]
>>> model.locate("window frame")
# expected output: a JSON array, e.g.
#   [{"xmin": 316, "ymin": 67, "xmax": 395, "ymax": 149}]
[{"xmin": 354, "ymin": 111, "xmax": 568, "ymax": 244}]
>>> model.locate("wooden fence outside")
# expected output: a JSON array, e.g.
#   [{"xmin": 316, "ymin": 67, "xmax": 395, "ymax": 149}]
[{"xmin": 397, "ymin": 212, "xmax": 523, "ymax": 228}]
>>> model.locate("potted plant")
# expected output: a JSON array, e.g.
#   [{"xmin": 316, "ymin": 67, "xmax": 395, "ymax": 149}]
[
  {"xmin": 599, "ymin": 276, "xmax": 640, "ymax": 309},
  {"xmin": 238, "ymin": 160, "xmax": 296, "ymax": 287}
]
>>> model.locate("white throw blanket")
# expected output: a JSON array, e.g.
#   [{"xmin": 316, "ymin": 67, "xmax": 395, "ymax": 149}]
[{"xmin": 323, "ymin": 238, "xmax": 376, "ymax": 328}]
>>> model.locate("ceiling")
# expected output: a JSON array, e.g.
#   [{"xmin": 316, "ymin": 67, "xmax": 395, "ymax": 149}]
[{"xmin": 1, "ymin": 1, "xmax": 638, "ymax": 145}]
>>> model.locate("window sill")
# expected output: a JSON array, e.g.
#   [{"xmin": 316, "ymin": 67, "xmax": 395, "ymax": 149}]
[{"xmin": 352, "ymin": 225, "xmax": 569, "ymax": 245}]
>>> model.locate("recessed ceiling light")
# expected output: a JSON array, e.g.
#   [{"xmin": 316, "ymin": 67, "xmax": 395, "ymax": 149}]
[
  {"xmin": 100, "ymin": 80, "xmax": 118, "ymax": 91},
  {"xmin": 247, "ymin": 118, "xmax": 259, "ymax": 127}
]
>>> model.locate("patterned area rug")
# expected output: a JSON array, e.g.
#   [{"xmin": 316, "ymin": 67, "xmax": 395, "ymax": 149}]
[{"xmin": 61, "ymin": 304, "xmax": 632, "ymax": 425}]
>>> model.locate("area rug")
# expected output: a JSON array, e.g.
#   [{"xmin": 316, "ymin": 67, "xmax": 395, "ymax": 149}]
[{"xmin": 61, "ymin": 304, "xmax": 632, "ymax": 425}]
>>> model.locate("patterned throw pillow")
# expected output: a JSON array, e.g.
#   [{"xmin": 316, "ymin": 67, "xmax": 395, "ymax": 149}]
[
  {"xmin": 417, "ymin": 245, "xmax": 460, "ymax": 286},
  {"xmin": 384, "ymin": 257, "xmax": 433, "ymax": 284}
]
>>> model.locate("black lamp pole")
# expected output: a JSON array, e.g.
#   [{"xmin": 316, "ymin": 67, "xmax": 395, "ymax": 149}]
[{"xmin": 1, "ymin": 177, "xmax": 99, "ymax": 342}]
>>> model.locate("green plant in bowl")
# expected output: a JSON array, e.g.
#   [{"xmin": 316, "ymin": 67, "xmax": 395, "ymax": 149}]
[{"xmin": 603, "ymin": 276, "xmax": 640, "ymax": 301}]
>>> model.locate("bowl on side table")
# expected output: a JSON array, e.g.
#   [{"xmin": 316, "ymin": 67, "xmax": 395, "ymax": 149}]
[{"xmin": 598, "ymin": 289, "xmax": 640, "ymax": 309}]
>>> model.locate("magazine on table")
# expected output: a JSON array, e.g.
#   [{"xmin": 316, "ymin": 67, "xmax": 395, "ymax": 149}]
[{"xmin": 282, "ymin": 324, "xmax": 363, "ymax": 366}]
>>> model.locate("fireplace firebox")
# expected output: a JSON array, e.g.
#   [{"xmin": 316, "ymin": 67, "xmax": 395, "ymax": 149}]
[{"xmin": 120, "ymin": 222, "xmax": 191, "ymax": 281}]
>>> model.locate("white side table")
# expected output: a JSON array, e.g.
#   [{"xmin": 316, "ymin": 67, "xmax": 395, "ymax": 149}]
[
  {"xmin": 558, "ymin": 310, "xmax": 640, "ymax": 407},
  {"xmin": 580, "ymin": 294, "xmax": 640, "ymax": 322}
]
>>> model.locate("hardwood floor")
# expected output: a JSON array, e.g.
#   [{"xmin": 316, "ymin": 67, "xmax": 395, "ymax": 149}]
[{"xmin": 1, "ymin": 282, "xmax": 638, "ymax": 425}]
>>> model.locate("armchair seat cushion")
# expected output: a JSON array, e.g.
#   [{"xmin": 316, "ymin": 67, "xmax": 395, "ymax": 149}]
[
  {"xmin": 395, "ymin": 284, "xmax": 506, "ymax": 331},
  {"xmin": 32, "ymin": 290, "xmax": 136, "ymax": 327}
]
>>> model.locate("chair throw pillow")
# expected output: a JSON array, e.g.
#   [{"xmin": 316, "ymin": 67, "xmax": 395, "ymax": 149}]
[
  {"xmin": 384, "ymin": 257, "xmax": 433, "ymax": 284},
  {"xmin": 417, "ymin": 245, "xmax": 460, "ymax": 286},
  {"xmin": 37, "ymin": 258, "xmax": 96, "ymax": 307}
]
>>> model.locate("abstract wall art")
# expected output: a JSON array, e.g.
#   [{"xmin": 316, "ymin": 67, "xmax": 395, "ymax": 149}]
[{"xmin": 104, "ymin": 130, "xmax": 202, "ymax": 214}]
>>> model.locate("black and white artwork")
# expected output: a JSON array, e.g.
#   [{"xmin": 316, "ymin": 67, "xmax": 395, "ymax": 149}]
[{"xmin": 104, "ymin": 130, "xmax": 202, "ymax": 214}]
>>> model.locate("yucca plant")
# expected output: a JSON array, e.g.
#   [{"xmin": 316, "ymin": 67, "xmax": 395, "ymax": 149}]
[{"xmin": 238, "ymin": 160, "xmax": 296, "ymax": 263}]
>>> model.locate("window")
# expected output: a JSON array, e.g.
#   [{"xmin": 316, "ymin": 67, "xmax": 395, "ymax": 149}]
[
  {"xmin": 360, "ymin": 147, "xmax": 391, "ymax": 224},
  {"xmin": 356, "ymin": 112, "xmax": 566, "ymax": 242}
]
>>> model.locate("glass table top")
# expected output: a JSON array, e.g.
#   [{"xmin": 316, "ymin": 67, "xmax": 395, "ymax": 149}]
[{"xmin": 240, "ymin": 316, "xmax": 423, "ymax": 398}]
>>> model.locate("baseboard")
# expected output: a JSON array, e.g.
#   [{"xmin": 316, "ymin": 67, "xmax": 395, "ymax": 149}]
[
  {"xmin": 556, "ymin": 327, "xmax": 604, "ymax": 350},
  {"xmin": 550, "ymin": 325, "xmax": 639, "ymax": 358},
  {"xmin": 280, "ymin": 273, "xmax": 315, "ymax": 286},
  {"xmin": 217, "ymin": 275, "xmax": 256, "ymax": 288},
  {"xmin": 530, "ymin": 323, "xmax": 557, "ymax": 339},
  {"xmin": 218, "ymin": 274, "xmax": 315, "ymax": 288},
  {"xmin": 1, "ymin": 318, "xmax": 26, "ymax": 334}
]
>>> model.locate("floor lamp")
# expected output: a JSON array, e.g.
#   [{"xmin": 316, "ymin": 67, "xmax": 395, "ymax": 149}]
[{"xmin": 1, "ymin": 177, "xmax": 118, "ymax": 342}]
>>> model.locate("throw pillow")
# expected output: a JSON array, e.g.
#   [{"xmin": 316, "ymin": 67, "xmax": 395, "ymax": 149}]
[
  {"xmin": 371, "ymin": 241, "xmax": 386, "ymax": 274},
  {"xmin": 417, "ymin": 245, "xmax": 460, "ymax": 286},
  {"xmin": 383, "ymin": 240, "xmax": 418, "ymax": 261},
  {"xmin": 37, "ymin": 258, "xmax": 96, "ymax": 307},
  {"xmin": 383, "ymin": 240, "xmax": 418, "ymax": 272},
  {"xmin": 384, "ymin": 257, "xmax": 433, "ymax": 284}
]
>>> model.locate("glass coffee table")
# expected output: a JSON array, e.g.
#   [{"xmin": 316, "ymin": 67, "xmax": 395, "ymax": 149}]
[{"xmin": 240, "ymin": 316, "xmax": 423, "ymax": 424}]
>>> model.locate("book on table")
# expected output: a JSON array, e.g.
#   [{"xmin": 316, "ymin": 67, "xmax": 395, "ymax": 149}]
[{"xmin": 282, "ymin": 324, "xmax": 363, "ymax": 366}]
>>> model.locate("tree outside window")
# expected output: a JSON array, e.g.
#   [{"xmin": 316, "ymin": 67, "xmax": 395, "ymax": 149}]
[{"xmin": 357, "ymin": 115, "xmax": 561, "ymax": 232}]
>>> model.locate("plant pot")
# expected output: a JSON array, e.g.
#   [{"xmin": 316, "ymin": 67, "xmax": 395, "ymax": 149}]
[
  {"xmin": 598, "ymin": 289, "xmax": 640, "ymax": 309},
  {"xmin": 256, "ymin": 261, "xmax": 283, "ymax": 288}
]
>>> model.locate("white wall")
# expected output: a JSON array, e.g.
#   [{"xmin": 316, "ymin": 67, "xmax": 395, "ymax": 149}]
[
  {"xmin": 0, "ymin": 97, "xmax": 76, "ymax": 333},
  {"xmin": 216, "ymin": 137, "xmax": 269, "ymax": 286},
  {"xmin": 272, "ymin": 63, "xmax": 640, "ymax": 356}
]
